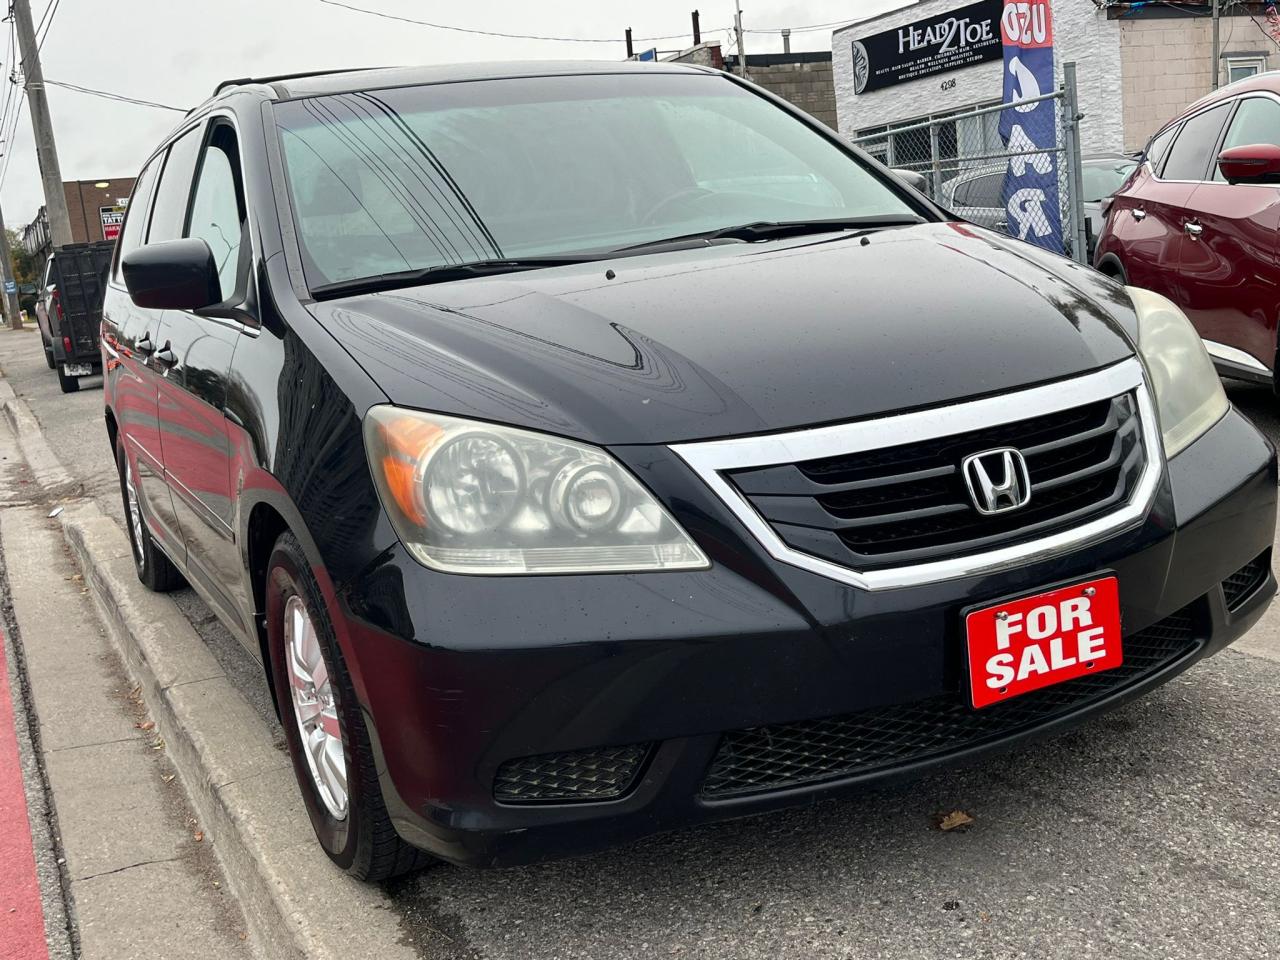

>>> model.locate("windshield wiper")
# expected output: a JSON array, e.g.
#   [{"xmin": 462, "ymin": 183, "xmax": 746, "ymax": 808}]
[
  {"xmin": 310, "ymin": 256, "xmax": 602, "ymax": 299},
  {"xmin": 615, "ymin": 214, "xmax": 925, "ymax": 254}
]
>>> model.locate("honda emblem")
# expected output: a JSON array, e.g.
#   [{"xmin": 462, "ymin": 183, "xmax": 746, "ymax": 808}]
[{"xmin": 961, "ymin": 447, "xmax": 1032, "ymax": 515}]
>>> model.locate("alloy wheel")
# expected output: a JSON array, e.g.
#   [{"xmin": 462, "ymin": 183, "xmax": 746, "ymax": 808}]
[
  {"xmin": 124, "ymin": 461, "xmax": 145, "ymax": 567},
  {"xmin": 284, "ymin": 594, "xmax": 348, "ymax": 820}
]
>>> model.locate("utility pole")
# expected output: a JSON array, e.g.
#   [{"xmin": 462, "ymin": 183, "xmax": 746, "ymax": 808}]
[
  {"xmin": 0, "ymin": 203, "xmax": 21, "ymax": 329},
  {"xmin": 12, "ymin": 0, "xmax": 72, "ymax": 249},
  {"xmin": 734, "ymin": 0, "xmax": 748, "ymax": 78},
  {"xmin": 691, "ymin": 9, "xmax": 701, "ymax": 46},
  {"xmin": 625, "ymin": 27, "xmax": 634, "ymax": 59},
  {"xmin": 1211, "ymin": 0, "xmax": 1220, "ymax": 89},
  {"xmin": 781, "ymin": 27, "xmax": 791, "ymax": 54}
]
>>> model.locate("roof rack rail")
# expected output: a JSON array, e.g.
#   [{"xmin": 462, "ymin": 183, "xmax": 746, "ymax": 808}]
[{"xmin": 211, "ymin": 67, "xmax": 381, "ymax": 99}]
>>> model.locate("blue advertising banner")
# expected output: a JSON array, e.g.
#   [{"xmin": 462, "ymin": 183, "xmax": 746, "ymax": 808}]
[{"xmin": 998, "ymin": 0, "xmax": 1062, "ymax": 254}]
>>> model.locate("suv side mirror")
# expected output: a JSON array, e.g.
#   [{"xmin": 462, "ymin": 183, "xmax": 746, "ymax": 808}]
[
  {"xmin": 1217, "ymin": 143, "xmax": 1280, "ymax": 185},
  {"xmin": 122, "ymin": 238, "xmax": 221, "ymax": 311},
  {"xmin": 890, "ymin": 168, "xmax": 929, "ymax": 194}
]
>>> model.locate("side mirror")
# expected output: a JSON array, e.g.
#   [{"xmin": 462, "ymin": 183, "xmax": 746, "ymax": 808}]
[
  {"xmin": 121, "ymin": 238, "xmax": 221, "ymax": 311},
  {"xmin": 890, "ymin": 168, "xmax": 929, "ymax": 194},
  {"xmin": 1216, "ymin": 143, "xmax": 1280, "ymax": 185}
]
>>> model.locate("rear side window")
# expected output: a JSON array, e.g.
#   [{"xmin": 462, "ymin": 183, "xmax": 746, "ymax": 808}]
[
  {"xmin": 964, "ymin": 173, "xmax": 1004, "ymax": 209},
  {"xmin": 1161, "ymin": 103, "xmax": 1232, "ymax": 181},
  {"xmin": 1213, "ymin": 96, "xmax": 1280, "ymax": 180},
  {"xmin": 147, "ymin": 127, "xmax": 203, "ymax": 243},
  {"xmin": 1145, "ymin": 125, "xmax": 1178, "ymax": 175},
  {"xmin": 112, "ymin": 156, "xmax": 161, "ymax": 281},
  {"xmin": 186, "ymin": 124, "xmax": 247, "ymax": 301}
]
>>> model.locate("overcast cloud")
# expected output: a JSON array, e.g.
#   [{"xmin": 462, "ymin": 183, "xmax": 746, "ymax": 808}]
[{"xmin": 1, "ymin": 0, "xmax": 913, "ymax": 226}]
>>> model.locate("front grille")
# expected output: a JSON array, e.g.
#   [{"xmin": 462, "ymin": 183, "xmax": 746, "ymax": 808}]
[
  {"xmin": 728, "ymin": 391, "xmax": 1145, "ymax": 571},
  {"xmin": 701, "ymin": 607, "xmax": 1200, "ymax": 800},
  {"xmin": 493, "ymin": 743, "xmax": 649, "ymax": 804},
  {"xmin": 1223, "ymin": 553, "xmax": 1270, "ymax": 611}
]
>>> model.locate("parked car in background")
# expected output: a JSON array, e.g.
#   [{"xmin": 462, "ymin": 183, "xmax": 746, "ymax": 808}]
[
  {"xmin": 1095, "ymin": 72, "xmax": 1280, "ymax": 385},
  {"xmin": 942, "ymin": 154, "xmax": 1137, "ymax": 258},
  {"xmin": 107, "ymin": 61, "xmax": 1275, "ymax": 881},
  {"xmin": 1080, "ymin": 153, "xmax": 1138, "ymax": 259},
  {"xmin": 42, "ymin": 241, "xmax": 115, "ymax": 392},
  {"xmin": 33, "ymin": 253, "xmax": 56, "ymax": 370}
]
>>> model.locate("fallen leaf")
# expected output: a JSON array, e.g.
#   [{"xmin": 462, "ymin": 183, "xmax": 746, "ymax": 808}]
[
  {"xmin": 162, "ymin": 774, "xmax": 175, "ymax": 785},
  {"xmin": 136, "ymin": 720, "xmax": 155, "ymax": 731},
  {"xmin": 936, "ymin": 810, "xmax": 975, "ymax": 832},
  {"xmin": 193, "ymin": 831, "xmax": 204, "ymax": 843},
  {"xmin": 47, "ymin": 505, "xmax": 62, "ymax": 517}
]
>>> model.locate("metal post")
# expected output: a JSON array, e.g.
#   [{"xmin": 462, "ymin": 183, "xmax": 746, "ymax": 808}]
[
  {"xmin": 12, "ymin": 0, "xmax": 72, "ymax": 250},
  {"xmin": 734, "ymin": 0, "xmax": 748, "ymax": 78},
  {"xmin": 625, "ymin": 28, "xmax": 634, "ymax": 59},
  {"xmin": 1063, "ymin": 62, "xmax": 1089, "ymax": 265},
  {"xmin": 0, "ymin": 203, "xmax": 22, "ymax": 329},
  {"xmin": 929, "ymin": 122, "xmax": 943, "ymax": 200},
  {"xmin": 692, "ymin": 10, "xmax": 701, "ymax": 46},
  {"xmin": 781, "ymin": 28, "xmax": 791, "ymax": 54},
  {"xmin": 1211, "ymin": 0, "xmax": 1221, "ymax": 89}
]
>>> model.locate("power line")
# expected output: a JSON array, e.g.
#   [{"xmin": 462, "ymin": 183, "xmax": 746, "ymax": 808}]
[
  {"xmin": 41, "ymin": 78, "xmax": 188, "ymax": 112},
  {"xmin": 317, "ymin": 0, "xmax": 718, "ymax": 43},
  {"xmin": 36, "ymin": 0, "xmax": 59, "ymax": 49}
]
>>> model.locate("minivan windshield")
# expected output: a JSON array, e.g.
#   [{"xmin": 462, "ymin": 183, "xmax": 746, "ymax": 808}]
[{"xmin": 273, "ymin": 72, "xmax": 921, "ymax": 291}]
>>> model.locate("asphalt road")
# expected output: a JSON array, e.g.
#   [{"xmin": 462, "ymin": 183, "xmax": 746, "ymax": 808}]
[{"xmin": 4, "ymin": 325, "xmax": 1280, "ymax": 959}]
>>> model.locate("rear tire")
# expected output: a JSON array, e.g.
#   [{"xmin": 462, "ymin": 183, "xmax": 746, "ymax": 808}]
[
  {"xmin": 56, "ymin": 365, "xmax": 80, "ymax": 393},
  {"xmin": 265, "ymin": 532, "xmax": 432, "ymax": 882},
  {"xmin": 42, "ymin": 342, "xmax": 55, "ymax": 369},
  {"xmin": 115, "ymin": 440, "xmax": 185, "ymax": 592}
]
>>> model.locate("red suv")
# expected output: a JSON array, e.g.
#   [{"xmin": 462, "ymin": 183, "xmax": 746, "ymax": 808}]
[{"xmin": 1095, "ymin": 74, "xmax": 1280, "ymax": 385}]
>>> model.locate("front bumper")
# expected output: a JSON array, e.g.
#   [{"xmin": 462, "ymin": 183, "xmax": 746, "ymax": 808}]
[{"xmin": 338, "ymin": 406, "xmax": 1276, "ymax": 866}]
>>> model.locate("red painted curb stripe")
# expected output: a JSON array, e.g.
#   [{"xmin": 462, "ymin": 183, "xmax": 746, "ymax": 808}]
[{"xmin": 0, "ymin": 626, "xmax": 50, "ymax": 960}]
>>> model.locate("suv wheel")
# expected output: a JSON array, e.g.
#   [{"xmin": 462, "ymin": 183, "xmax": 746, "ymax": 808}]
[
  {"xmin": 265, "ymin": 532, "xmax": 432, "ymax": 881},
  {"xmin": 42, "ymin": 336, "xmax": 55, "ymax": 369},
  {"xmin": 56, "ymin": 365, "xmax": 80, "ymax": 393},
  {"xmin": 115, "ymin": 440, "xmax": 185, "ymax": 591}
]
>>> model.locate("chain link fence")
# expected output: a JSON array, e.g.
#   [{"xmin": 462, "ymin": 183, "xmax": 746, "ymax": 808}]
[{"xmin": 850, "ymin": 66, "xmax": 1088, "ymax": 264}]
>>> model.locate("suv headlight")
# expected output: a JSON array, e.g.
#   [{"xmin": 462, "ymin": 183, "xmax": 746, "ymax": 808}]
[
  {"xmin": 363, "ymin": 407, "xmax": 709, "ymax": 574},
  {"xmin": 1127, "ymin": 286, "xmax": 1228, "ymax": 458}
]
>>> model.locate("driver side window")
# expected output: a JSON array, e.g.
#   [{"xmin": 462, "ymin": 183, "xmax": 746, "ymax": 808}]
[{"xmin": 186, "ymin": 124, "xmax": 247, "ymax": 302}]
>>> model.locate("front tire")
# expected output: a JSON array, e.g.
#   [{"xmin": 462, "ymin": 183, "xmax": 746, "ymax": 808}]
[
  {"xmin": 56, "ymin": 365, "xmax": 80, "ymax": 393},
  {"xmin": 265, "ymin": 532, "xmax": 431, "ymax": 881},
  {"xmin": 115, "ymin": 440, "xmax": 184, "ymax": 592}
]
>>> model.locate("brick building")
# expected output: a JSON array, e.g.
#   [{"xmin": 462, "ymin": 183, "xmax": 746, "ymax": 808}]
[
  {"xmin": 22, "ymin": 176, "xmax": 135, "ymax": 261},
  {"xmin": 832, "ymin": 0, "xmax": 1278, "ymax": 157},
  {"xmin": 665, "ymin": 42, "xmax": 838, "ymax": 129}
]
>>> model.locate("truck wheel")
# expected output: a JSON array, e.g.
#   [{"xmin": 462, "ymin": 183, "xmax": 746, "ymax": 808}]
[
  {"xmin": 115, "ymin": 440, "xmax": 184, "ymax": 592},
  {"xmin": 265, "ymin": 532, "xmax": 432, "ymax": 882},
  {"xmin": 56, "ymin": 365, "xmax": 80, "ymax": 393},
  {"xmin": 43, "ymin": 344, "xmax": 55, "ymax": 370}
]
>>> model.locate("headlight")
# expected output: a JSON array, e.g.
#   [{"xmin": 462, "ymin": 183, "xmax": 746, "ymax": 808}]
[
  {"xmin": 1127, "ymin": 286, "xmax": 1228, "ymax": 458},
  {"xmin": 364, "ymin": 407, "xmax": 709, "ymax": 574}
]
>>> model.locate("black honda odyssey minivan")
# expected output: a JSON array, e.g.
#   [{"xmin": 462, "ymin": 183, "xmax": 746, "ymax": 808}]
[{"xmin": 103, "ymin": 61, "xmax": 1276, "ymax": 879}]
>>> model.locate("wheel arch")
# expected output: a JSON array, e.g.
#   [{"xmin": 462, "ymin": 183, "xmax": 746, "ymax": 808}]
[{"xmin": 1094, "ymin": 253, "xmax": 1127, "ymax": 283}]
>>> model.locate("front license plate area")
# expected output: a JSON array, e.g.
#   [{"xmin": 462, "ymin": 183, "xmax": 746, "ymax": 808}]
[
  {"xmin": 63, "ymin": 363, "xmax": 92, "ymax": 376},
  {"xmin": 965, "ymin": 576, "xmax": 1122, "ymax": 709}
]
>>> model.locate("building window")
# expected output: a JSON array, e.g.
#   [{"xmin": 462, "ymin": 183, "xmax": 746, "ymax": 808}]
[{"xmin": 1226, "ymin": 57, "xmax": 1265, "ymax": 85}]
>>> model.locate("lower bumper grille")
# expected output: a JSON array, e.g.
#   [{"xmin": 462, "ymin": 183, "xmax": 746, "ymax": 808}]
[
  {"xmin": 494, "ymin": 743, "xmax": 649, "ymax": 804},
  {"xmin": 701, "ymin": 607, "xmax": 1200, "ymax": 800},
  {"xmin": 1222, "ymin": 553, "xmax": 1270, "ymax": 612}
]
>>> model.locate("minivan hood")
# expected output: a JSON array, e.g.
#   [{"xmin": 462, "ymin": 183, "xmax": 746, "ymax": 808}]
[{"xmin": 310, "ymin": 222, "xmax": 1138, "ymax": 445}]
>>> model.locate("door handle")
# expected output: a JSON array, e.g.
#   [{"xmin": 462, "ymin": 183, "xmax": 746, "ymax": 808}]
[
  {"xmin": 155, "ymin": 345, "xmax": 178, "ymax": 366},
  {"xmin": 1131, "ymin": 208, "xmax": 1147, "ymax": 221},
  {"xmin": 135, "ymin": 333, "xmax": 155, "ymax": 354}
]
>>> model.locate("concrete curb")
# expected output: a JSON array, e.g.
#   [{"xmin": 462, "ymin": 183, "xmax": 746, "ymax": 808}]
[
  {"xmin": 59, "ymin": 500, "xmax": 415, "ymax": 960},
  {"xmin": 0, "ymin": 381, "xmax": 81, "ymax": 499}
]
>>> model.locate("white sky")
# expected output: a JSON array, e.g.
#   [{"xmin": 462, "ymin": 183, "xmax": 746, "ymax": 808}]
[{"xmin": 1, "ymin": 0, "xmax": 915, "ymax": 226}]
